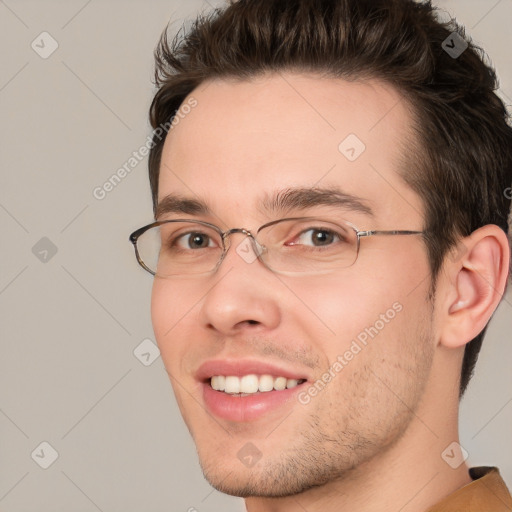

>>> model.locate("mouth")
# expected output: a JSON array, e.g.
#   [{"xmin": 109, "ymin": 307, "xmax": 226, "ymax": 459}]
[{"xmin": 197, "ymin": 360, "xmax": 310, "ymax": 422}]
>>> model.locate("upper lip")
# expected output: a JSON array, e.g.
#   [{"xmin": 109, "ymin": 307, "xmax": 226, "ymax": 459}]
[{"xmin": 196, "ymin": 359, "xmax": 310, "ymax": 382}]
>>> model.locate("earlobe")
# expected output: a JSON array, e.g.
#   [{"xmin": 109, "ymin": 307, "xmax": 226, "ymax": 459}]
[{"xmin": 440, "ymin": 225, "xmax": 510, "ymax": 349}]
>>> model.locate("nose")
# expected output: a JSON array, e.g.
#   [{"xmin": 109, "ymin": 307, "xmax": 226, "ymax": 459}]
[{"xmin": 199, "ymin": 231, "xmax": 281, "ymax": 335}]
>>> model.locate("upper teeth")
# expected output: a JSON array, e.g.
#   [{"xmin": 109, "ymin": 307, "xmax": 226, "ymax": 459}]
[{"xmin": 210, "ymin": 375, "xmax": 303, "ymax": 394}]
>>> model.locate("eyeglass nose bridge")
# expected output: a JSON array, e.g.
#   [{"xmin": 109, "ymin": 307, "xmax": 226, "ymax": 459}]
[{"xmin": 217, "ymin": 227, "xmax": 267, "ymax": 269}]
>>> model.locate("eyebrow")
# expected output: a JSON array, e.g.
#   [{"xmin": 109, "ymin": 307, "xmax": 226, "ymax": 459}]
[{"xmin": 155, "ymin": 186, "xmax": 373, "ymax": 220}]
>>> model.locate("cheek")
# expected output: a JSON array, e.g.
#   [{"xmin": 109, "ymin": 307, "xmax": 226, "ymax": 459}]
[
  {"xmin": 150, "ymin": 279, "xmax": 194, "ymax": 369},
  {"xmin": 150, "ymin": 280, "xmax": 171, "ymax": 347},
  {"xmin": 150, "ymin": 278, "xmax": 226, "ymax": 382},
  {"xmin": 285, "ymin": 264, "xmax": 426, "ymax": 360},
  {"xmin": 284, "ymin": 273, "xmax": 388, "ymax": 344},
  {"xmin": 151, "ymin": 278, "xmax": 206, "ymax": 331},
  {"xmin": 150, "ymin": 281, "xmax": 204, "ymax": 415}
]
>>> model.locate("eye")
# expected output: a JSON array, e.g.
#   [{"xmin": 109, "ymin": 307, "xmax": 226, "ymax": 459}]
[
  {"xmin": 175, "ymin": 231, "xmax": 216, "ymax": 250},
  {"xmin": 288, "ymin": 228, "xmax": 343, "ymax": 247}
]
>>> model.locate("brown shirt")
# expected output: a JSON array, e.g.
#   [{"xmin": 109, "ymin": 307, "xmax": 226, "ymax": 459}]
[{"xmin": 428, "ymin": 467, "xmax": 512, "ymax": 511}]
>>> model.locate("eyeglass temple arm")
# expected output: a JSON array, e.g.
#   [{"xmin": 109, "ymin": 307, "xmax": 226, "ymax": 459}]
[{"xmin": 358, "ymin": 230, "xmax": 424, "ymax": 238}]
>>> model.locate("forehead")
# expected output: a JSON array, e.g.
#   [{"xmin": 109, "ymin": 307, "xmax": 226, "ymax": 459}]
[{"xmin": 158, "ymin": 73, "xmax": 423, "ymax": 227}]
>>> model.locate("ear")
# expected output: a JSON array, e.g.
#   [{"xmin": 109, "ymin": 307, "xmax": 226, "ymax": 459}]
[{"xmin": 439, "ymin": 225, "xmax": 510, "ymax": 349}]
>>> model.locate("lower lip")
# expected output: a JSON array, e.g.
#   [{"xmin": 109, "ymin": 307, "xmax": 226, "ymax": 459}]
[{"xmin": 202, "ymin": 381, "xmax": 306, "ymax": 422}]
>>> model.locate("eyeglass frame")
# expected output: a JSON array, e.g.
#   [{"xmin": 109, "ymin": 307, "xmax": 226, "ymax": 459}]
[{"xmin": 129, "ymin": 217, "xmax": 425, "ymax": 277}]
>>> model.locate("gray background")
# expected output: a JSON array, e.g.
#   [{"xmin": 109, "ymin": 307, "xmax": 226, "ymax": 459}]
[{"xmin": 0, "ymin": 1, "xmax": 511, "ymax": 511}]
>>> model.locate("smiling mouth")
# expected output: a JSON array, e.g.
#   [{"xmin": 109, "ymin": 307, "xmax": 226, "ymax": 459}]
[{"xmin": 209, "ymin": 374, "xmax": 307, "ymax": 395}]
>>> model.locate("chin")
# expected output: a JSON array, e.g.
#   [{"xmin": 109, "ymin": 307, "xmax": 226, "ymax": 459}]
[
  {"xmin": 201, "ymin": 468, "xmax": 305, "ymax": 498},
  {"xmin": 197, "ymin": 449, "xmax": 346, "ymax": 499}
]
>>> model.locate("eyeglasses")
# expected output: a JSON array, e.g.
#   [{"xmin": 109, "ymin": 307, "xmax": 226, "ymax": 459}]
[{"xmin": 129, "ymin": 217, "xmax": 424, "ymax": 278}]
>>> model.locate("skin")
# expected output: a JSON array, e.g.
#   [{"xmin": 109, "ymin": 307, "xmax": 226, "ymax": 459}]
[{"xmin": 150, "ymin": 73, "xmax": 509, "ymax": 512}]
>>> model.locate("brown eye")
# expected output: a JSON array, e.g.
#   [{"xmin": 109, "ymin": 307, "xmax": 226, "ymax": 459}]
[
  {"xmin": 289, "ymin": 228, "xmax": 342, "ymax": 247},
  {"xmin": 176, "ymin": 232, "xmax": 214, "ymax": 249}
]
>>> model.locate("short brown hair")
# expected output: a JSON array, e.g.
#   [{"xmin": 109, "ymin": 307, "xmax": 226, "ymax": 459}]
[{"xmin": 147, "ymin": 0, "xmax": 512, "ymax": 398}]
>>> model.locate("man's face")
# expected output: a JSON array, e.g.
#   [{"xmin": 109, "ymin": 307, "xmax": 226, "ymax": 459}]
[{"xmin": 151, "ymin": 73, "xmax": 436, "ymax": 497}]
